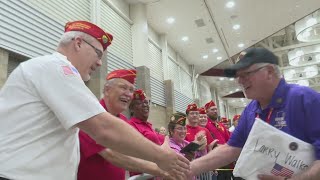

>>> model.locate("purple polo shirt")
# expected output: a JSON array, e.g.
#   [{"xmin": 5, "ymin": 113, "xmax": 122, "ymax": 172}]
[{"xmin": 228, "ymin": 79, "xmax": 320, "ymax": 159}]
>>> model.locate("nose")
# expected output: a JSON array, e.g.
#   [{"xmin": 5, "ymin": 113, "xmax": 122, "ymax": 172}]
[{"xmin": 96, "ymin": 59, "xmax": 102, "ymax": 66}]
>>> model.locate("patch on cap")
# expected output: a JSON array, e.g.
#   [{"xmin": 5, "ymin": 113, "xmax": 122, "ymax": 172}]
[
  {"xmin": 204, "ymin": 100, "xmax": 216, "ymax": 110},
  {"xmin": 133, "ymin": 89, "xmax": 147, "ymax": 100},
  {"xmin": 186, "ymin": 103, "xmax": 198, "ymax": 114},
  {"xmin": 170, "ymin": 112, "xmax": 187, "ymax": 126}
]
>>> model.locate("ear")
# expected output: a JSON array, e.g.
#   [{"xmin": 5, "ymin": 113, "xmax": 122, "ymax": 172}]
[{"xmin": 73, "ymin": 37, "xmax": 82, "ymax": 51}]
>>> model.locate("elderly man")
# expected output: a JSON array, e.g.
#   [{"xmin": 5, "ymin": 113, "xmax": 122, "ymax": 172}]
[
  {"xmin": 0, "ymin": 20, "xmax": 189, "ymax": 180},
  {"xmin": 78, "ymin": 70, "xmax": 172, "ymax": 180},
  {"xmin": 190, "ymin": 48, "xmax": 320, "ymax": 180},
  {"xmin": 159, "ymin": 126, "xmax": 167, "ymax": 136}
]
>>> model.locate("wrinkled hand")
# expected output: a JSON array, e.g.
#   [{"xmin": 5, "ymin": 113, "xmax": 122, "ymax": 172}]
[
  {"xmin": 258, "ymin": 174, "xmax": 288, "ymax": 180},
  {"xmin": 208, "ymin": 139, "xmax": 219, "ymax": 150},
  {"xmin": 158, "ymin": 136, "xmax": 190, "ymax": 177}
]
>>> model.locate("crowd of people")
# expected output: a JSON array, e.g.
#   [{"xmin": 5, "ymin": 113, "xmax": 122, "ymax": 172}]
[{"xmin": 0, "ymin": 20, "xmax": 320, "ymax": 180}]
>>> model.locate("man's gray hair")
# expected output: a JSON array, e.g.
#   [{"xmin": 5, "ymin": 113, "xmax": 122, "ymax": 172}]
[
  {"xmin": 255, "ymin": 63, "xmax": 282, "ymax": 78},
  {"xmin": 103, "ymin": 78, "xmax": 117, "ymax": 92},
  {"xmin": 58, "ymin": 31, "xmax": 95, "ymax": 46}
]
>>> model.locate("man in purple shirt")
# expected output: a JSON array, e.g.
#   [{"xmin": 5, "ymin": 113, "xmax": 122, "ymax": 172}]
[{"xmin": 190, "ymin": 48, "xmax": 320, "ymax": 180}]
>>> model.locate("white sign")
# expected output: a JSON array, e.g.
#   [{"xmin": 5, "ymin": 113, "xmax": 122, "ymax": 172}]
[{"xmin": 233, "ymin": 118, "xmax": 315, "ymax": 180}]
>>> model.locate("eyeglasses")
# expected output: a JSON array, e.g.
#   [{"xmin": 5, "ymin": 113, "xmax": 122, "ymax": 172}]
[
  {"xmin": 82, "ymin": 39, "xmax": 103, "ymax": 59},
  {"xmin": 174, "ymin": 127, "xmax": 187, "ymax": 131},
  {"xmin": 235, "ymin": 66, "xmax": 268, "ymax": 80}
]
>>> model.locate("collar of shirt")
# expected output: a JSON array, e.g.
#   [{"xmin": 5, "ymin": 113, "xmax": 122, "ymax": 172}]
[
  {"xmin": 53, "ymin": 52, "xmax": 72, "ymax": 65},
  {"xmin": 130, "ymin": 117, "xmax": 152, "ymax": 126},
  {"xmin": 99, "ymin": 99, "xmax": 126, "ymax": 120},
  {"xmin": 252, "ymin": 78, "xmax": 288, "ymax": 114}
]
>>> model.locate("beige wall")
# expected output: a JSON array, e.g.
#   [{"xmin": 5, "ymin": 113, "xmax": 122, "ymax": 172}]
[{"xmin": 148, "ymin": 104, "xmax": 167, "ymax": 130}]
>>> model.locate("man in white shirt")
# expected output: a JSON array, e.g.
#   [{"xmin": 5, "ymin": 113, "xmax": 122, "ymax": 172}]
[{"xmin": 0, "ymin": 20, "xmax": 189, "ymax": 180}]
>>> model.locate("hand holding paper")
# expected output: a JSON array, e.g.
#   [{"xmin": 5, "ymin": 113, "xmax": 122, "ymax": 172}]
[{"xmin": 233, "ymin": 118, "xmax": 315, "ymax": 180}]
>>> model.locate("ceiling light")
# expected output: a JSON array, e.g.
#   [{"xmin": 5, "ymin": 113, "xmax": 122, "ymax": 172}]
[
  {"xmin": 287, "ymin": 44, "xmax": 320, "ymax": 66},
  {"xmin": 229, "ymin": 91, "xmax": 233, "ymax": 94},
  {"xmin": 212, "ymin": 48, "xmax": 219, "ymax": 53},
  {"xmin": 295, "ymin": 10, "xmax": 320, "ymax": 42},
  {"xmin": 166, "ymin": 17, "xmax": 175, "ymax": 24},
  {"xmin": 219, "ymin": 77, "xmax": 225, "ymax": 81},
  {"xmin": 233, "ymin": 24, "xmax": 240, "ymax": 30},
  {"xmin": 182, "ymin": 36, "xmax": 189, "ymax": 41},
  {"xmin": 229, "ymin": 78, "xmax": 234, "ymax": 81},
  {"xmin": 238, "ymin": 43, "xmax": 244, "ymax": 48},
  {"xmin": 236, "ymin": 88, "xmax": 240, "ymax": 91},
  {"xmin": 217, "ymin": 56, "xmax": 222, "ymax": 60},
  {"xmin": 226, "ymin": 1, "xmax": 235, "ymax": 8},
  {"xmin": 283, "ymin": 65, "xmax": 318, "ymax": 80},
  {"xmin": 202, "ymin": 55, "xmax": 208, "ymax": 59}
]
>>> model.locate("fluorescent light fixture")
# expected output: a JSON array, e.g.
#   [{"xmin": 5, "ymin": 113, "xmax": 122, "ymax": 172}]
[
  {"xmin": 212, "ymin": 48, "xmax": 218, "ymax": 53},
  {"xmin": 166, "ymin": 17, "xmax": 175, "ymax": 24},
  {"xmin": 295, "ymin": 9, "xmax": 320, "ymax": 42},
  {"xmin": 217, "ymin": 56, "xmax": 222, "ymax": 60},
  {"xmin": 233, "ymin": 24, "xmax": 240, "ymax": 30},
  {"xmin": 182, "ymin": 36, "xmax": 189, "ymax": 41},
  {"xmin": 229, "ymin": 78, "xmax": 234, "ymax": 81},
  {"xmin": 226, "ymin": 1, "xmax": 235, "ymax": 8},
  {"xmin": 202, "ymin": 55, "xmax": 208, "ymax": 59},
  {"xmin": 219, "ymin": 77, "xmax": 225, "ymax": 81},
  {"xmin": 238, "ymin": 43, "xmax": 244, "ymax": 48}
]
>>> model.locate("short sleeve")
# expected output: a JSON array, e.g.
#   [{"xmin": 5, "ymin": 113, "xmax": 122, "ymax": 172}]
[
  {"xmin": 25, "ymin": 59, "xmax": 105, "ymax": 130},
  {"xmin": 79, "ymin": 131, "xmax": 105, "ymax": 159}
]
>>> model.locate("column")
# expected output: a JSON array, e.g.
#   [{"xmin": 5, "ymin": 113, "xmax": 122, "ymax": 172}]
[
  {"xmin": 164, "ymin": 80, "xmax": 175, "ymax": 124},
  {"xmin": 0, "ymin": 48, "xmax": 9, "ymax": 88}
]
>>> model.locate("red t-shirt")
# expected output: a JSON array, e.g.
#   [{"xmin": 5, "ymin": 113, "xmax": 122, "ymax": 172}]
[
  {"xmin": 205, "ymin": 118, "xmax": 230, "ymax": 144},
  {"xmin": 77, "ymin": 99, "xmax": 128, "ymax": 180},
  {"xmin": 185, "ymin": 125, "xmax": 214, "ymax": 145},
  {"xmin": 128, "ymin": 117, "xmax": 162, "ymax": 177},
  {"xmin": 129, "ymin": 117, "xmax": 162, "ymax": 145}
]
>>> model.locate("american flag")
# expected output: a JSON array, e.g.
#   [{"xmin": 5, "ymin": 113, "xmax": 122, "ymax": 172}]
[
  {"xmin": 62, "ymin": 66, "xmax": 77, "ymax": 76},
  {"xmin": 271, "ymin": 163, "xmax": 294, "ymax": 178}
]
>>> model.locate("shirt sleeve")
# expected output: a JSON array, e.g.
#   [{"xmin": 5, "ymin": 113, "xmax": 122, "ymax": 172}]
[
  {"xmin": 24, "ymin": 60, "xmax": 105, "ymax": 130},
  {"xmin": 303, "ymin": 89, "xmax": 320, "ymax": 160},
  {"xmin": 79, "ymin": 131, "xmax": 105, "ymax": 159}
]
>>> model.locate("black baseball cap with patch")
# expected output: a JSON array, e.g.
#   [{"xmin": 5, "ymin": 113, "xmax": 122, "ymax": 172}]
[{"xmin": 224, "ymin": 48, "xmax": 279, "ymax": 77}]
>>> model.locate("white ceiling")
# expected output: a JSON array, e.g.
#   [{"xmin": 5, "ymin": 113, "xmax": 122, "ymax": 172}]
[{"xmin": 127, "ymin": 0, "xmax": 320, "ymax": 108}]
